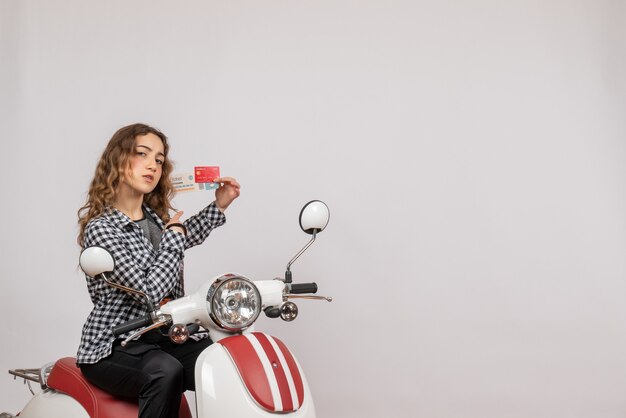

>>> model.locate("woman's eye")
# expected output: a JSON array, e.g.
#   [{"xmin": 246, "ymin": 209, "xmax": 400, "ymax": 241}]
[
  {"xmin": 137, "ymin": 151, "xmax": 147, "ymax": 157},
  {"xmin": 156, "ymin": 159, "xmax": 164, "ymax": 165}
]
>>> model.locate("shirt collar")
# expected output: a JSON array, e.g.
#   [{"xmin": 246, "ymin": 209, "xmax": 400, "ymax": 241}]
[
  {"xmin": 106, "ymin": 205, "xmax": 165, "ymax": 230},
  {"xmin": 106, "ymin": 207, "xmax": 135, "ymax": 231}
]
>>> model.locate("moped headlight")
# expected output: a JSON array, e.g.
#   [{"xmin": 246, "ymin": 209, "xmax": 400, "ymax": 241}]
[{"xmin": 207, "ymin": 275, "xmax": 261, "ymax": 331}]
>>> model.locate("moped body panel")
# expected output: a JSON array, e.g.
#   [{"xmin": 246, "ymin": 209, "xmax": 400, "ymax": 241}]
[
  {"xmin": 196, "ymin": 333, "xmax": 316, "ymax": 417},
  {"xmin": 161, "ymin": 276, "xmax": 285, "ymax": 330},
  {"xmin": 16, "ymin": 390, "xmax": 90, "ymax": 418}
]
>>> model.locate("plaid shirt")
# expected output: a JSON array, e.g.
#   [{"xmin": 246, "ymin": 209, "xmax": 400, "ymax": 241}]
[{"xmin": 76, "ymin": 202, "xmax": 226, "ymax": 364}]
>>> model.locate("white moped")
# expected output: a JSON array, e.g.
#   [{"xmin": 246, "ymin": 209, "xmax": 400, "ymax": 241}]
[{"xmin": 1, "ymin": 200, "xmax": 331, "ymax": 418}]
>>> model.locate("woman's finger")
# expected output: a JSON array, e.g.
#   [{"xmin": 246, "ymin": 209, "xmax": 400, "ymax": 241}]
[
  {"xmin": 214, "ymin": 177, "xmax": 238, "ymax": 186},
  {"xmin": 169, "ymin": 210, "xmax": 184, "ymax": 223}
]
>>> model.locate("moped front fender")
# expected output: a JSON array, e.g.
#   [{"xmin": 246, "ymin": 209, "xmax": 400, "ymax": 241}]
[{"xmin": 195, "ymin": 333, "xmax": 316, "ymax": 417}]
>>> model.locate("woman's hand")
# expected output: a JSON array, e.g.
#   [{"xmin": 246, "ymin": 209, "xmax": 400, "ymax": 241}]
[{"xmin": 214, "ymin": 177, "xmax": 241, "ymax": 212}]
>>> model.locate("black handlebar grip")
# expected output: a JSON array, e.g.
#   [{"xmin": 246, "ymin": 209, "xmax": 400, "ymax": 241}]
[
  {"xmin": 112, "ymin": 315, "xmax": 153, "ymax": 337},
  {"xmin": 290, "ymin": 282, "xmax": 318, "ymax": 294}
]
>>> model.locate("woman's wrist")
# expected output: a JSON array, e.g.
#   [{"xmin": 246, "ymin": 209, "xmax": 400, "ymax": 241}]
[
  {"xmin": 215, "ymin": 201, "xmax": 226, "ymax": 213},
  {"xmin": 165, "ymin": 222, "xmax": 187, "ymax": 236}
]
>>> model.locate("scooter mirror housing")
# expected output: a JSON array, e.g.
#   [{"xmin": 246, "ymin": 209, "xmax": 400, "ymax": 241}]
[
  {"xmin": 79, "ymin": 246, "xmax": 115, "ymax": 278},
  {"xmin": 286, "ymin": 200, "xmax": 330, "ymax": 283},
  {"xmin": 299, "ymin": 200, "xmax": 330, "ymax": 235}
]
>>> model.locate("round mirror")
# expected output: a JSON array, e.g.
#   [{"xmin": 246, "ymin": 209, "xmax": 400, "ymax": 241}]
[
  {"xmin": 299, "ymin": 200, "xmax": 330, "ymax": 234},
  {"xmin": 79, "ymin": 246, "xmax": 115, "ymax": 277}
]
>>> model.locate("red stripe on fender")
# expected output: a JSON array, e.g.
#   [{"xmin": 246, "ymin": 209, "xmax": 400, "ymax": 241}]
[
  {"xmin": 220, "ymin": 335, "xmax": 274, "ymax": 411},
  {"xmin": 273, "ymin": 335, "xmax": 305, "ymax": 406},
  {"xmin": 253, "ymin": 332, "xmax": 293, "ymax": 411}
]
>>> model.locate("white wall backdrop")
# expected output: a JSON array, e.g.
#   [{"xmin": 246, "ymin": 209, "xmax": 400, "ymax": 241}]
[{"xmin": 1, "ymin": 1, "xmax": 625, "ymax": 417}]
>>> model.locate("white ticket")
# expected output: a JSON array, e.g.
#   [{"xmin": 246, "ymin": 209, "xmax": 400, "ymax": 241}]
[{"xmin": 170, "ymin": 172, "xmax": 219, "ymax": 193}]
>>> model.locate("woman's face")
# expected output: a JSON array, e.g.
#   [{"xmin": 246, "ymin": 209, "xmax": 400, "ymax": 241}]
[{"xmin": 121, "ymin": 133, "xmax": 166, "ymax": 196}]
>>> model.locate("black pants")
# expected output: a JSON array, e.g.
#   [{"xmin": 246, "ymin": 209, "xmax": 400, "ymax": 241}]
[{"xmin": 80, "ymin": 331, "xmax": 212, "ymax": 418}]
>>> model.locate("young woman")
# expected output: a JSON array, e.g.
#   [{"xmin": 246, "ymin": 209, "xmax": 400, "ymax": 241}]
[{"xmin": 76, "ymin": 123, "xmax": 240, "ymax": 418}]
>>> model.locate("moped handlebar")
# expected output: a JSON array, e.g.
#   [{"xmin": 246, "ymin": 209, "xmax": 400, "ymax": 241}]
[
  {"xmin": 112, "ymin": 315, "xmax": 153, "ymax": 337},
  {"xmin": 289, "ymin": 282, "xmax": 318, "ymax": 294}
]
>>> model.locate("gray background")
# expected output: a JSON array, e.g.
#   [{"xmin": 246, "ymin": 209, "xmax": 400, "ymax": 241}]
[{"xmin": 1, "ymin": 1, "xmax": 625, "ymax": 417}]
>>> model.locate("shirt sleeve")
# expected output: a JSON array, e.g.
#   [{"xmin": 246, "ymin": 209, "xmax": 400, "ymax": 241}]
[
  {"xmin": 183, "ymin": 201, "xmax": 226, "ymax": 250},
  {"xmin": 84, "ymin": 218, "xmax": 186, "ymax": 305}
]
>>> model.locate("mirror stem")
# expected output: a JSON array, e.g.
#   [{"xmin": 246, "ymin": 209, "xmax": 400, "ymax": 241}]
[
  {"xmin": 285, "ymin": 232, "xmax": 317, "ymax": 284},
  {"xmin": 100, "ymin": 272, "xmax": 155, "ymax": 311}
]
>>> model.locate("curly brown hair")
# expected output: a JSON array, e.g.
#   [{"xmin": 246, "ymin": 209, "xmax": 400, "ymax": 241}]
[{"xmin": 77, "ymin": 123, "xmax": 175, "ymax": 246}]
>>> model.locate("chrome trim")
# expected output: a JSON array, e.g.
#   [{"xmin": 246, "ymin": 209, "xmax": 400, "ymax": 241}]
[
  {"xmin": 285, "ymin": 232, "xmax": 317, "ymax": 274},
  {"xmin": 39, "ymin": 362, "xmax": 55, "ymax": 388},
  {"xmin": 8, "ymin": 368, "xmax": 41, "ymax": 383},
  {"xmin": 150, "ymin": 309, "xmax": 163, "ymax": 322},
  {"xmin": 120, "ymin": 316, "xmax": 171, "ymax": 347},
  {"xmin": 168, "ymin": 324, "xmax": 190, "ymax": 344},
  {"xmin": 101, "ymin": 272, "xmax": 155, "ymax": 311},
  {"xmin": 207, "ymin": 275, "xmax": 261, "ymax": 332},
  {"xmin": 280, "ymin": 301, "xmax": 298, "ymax": 321},
  {"xmin": 8, "ymin": 361, "xmax": 55, "ymax": 392},
  {"xmin": 286, "ymin": 294, "xmax": 333, "ymax": 302}
]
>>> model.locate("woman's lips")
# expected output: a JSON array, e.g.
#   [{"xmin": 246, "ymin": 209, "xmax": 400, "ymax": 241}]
[{"xmin": 143, "ymin": 175, "xmax": 154, "ymax": 183}]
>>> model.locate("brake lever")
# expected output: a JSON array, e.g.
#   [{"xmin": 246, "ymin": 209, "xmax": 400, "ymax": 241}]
[
  {"xmin": 285, "ymin": 294, "xmax": 332, "ymax": 302},
  {"xmin": 120, "ymin": 317, "xmax": 171, "ymax": 347}
]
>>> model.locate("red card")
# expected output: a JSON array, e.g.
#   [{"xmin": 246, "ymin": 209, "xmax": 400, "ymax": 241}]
[{"xmin": 194, "ymin": 166, "xmax": 220, "ymax": 183}]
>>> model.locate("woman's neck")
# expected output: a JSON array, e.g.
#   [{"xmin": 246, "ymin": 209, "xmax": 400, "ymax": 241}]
[{"xmin": 113, "ymin": 185, "xmax": 145, "ymax": 220}]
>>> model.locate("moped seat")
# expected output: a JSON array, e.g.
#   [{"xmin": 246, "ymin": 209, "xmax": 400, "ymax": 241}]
[{"xmin": 46, "ymin": 357, "xmax": 192, "ymax": 418}]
